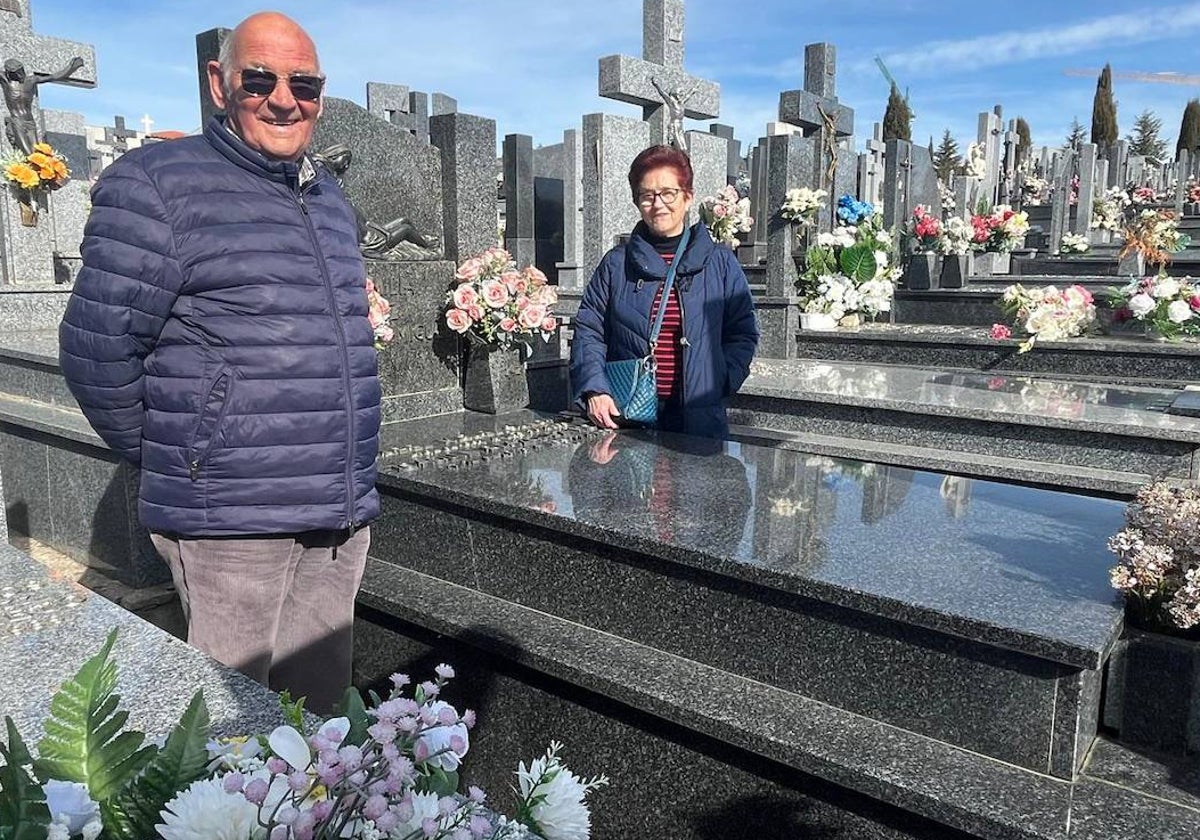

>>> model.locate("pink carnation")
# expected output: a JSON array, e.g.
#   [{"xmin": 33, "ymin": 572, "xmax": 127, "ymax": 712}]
[{"xmin": 990, "ymin": 323, "xmax": 1012, "ymax": 340}]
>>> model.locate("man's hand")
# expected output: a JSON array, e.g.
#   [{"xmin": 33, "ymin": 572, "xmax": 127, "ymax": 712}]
[{"xmin": 585, "ymin": 393, "xmax": 621, "ymax": 430}]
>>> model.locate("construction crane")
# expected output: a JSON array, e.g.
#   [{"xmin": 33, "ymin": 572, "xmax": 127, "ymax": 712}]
[
  {"xmin": 1063, "ymin": 68, "xmax": 1200, "ymax": 85},
  {"xmin": 874, "ymin": 56, "xmax": 908, "ymax": 100}
]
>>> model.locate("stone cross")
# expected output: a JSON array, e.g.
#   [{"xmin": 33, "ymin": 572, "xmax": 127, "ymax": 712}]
[
  {"xmin": 999, "ymin": 119, "xmax": 1019, "ymax": 206},
  {"xmin": 139, "ymin": 113, "xmax": 153, "ymax": 134},
  {"xmin": 102, "ymin": 115, "xmax": 136, "ymax": 153},
  {"xmin": 976, "ymin": 108, "xmax": 1003, "ymax": 211},
  {"xmin": 366, "ymin": 82, "xmax": 458, "ymax": 145},
  {"xmin": 1073, "ymin": 142, "xmax": 1097, "ymax": 237},
  {"xmin": 1049, "ymin": 149, "xmax": 1074, "ymax": 253},
  {"xmin": 777, "ymin": 43, "xmax": 854, "ymax": 232},
  {"xmin": 857, "ymin": 122, "xmax": 885, "ymax": 206},
  {"xmin": 598, "ymin": 0, "xmax": 720, "ymax": 148},
  {"xmin": 882, "ymin": 138, "xmax": 913, "ymax": 229}
]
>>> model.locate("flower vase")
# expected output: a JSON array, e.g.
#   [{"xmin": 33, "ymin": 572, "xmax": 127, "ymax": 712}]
[
  {"xmin": 17, "ymin": 194, "xmax": 37, "ymax": 227},
  {"xmin": 939, "ymin": 254, "xmax": 969, "ymax": 288},
  {"xmin": 1117, "ymin": 250, "xmax": 1145, "ymax": 278},
  {"xmin": 799, "ymin": 312, "xmax": 837, "ymax": 331},
  {"xmin": 463, "ymin": 344, "xmax": 528, "ymax": 414},
  {"xmin": 970, "ymin": 251, "xmax": 1010, "ymax": 276},
  {"xmin": 903, "ymin": 252, "xmax": 940, "ymax": 290}
]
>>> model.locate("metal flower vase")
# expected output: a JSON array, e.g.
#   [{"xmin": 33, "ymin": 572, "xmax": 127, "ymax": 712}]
[
  {"xmin": 903, "ymin": 252, "xmax": 940, "ymax": 290},
  {"xmin": 16, "ymin": 192, "xmax": 37, "ymax": 227},
  {"xmin": 463, "ymin": 343, "xmax": 528, "ymax": 414},
  {"xmin": 939, "ymin": 254, "xmax": 969, "ymax": 288}
]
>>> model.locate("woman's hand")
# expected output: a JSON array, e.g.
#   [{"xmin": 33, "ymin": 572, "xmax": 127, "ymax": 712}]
[{"xmin": 585, "ymin": 393, "xmax": 621, "ymax": 430}]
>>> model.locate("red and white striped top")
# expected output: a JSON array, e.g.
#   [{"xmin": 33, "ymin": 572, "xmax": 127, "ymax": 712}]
[{"xmin": 649, "ymin": 251, "xmax": 683, "ymax": 398}]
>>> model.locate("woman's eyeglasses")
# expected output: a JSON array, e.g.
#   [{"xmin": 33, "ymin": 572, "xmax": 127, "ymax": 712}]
[
  {"xmin": 637, "ymin": 188, "xmax": 683, "ymax": 207},
  {"xmin": 239, "ymin": 68, "xmax": 325, "ymax": 102}
]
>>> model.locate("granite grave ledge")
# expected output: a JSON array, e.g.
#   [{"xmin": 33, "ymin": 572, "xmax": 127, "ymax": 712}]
[
  {"xmin": 0, "ymin": 540, "xmax": 302, "ymax": 745},
  {"xmin": 792, "ymin": 324, "xmax": 1200, "ymax": 387},
  {"xmin": 376, "ymin": 428, "xmax": 1126, "ymax": 671},
  {"xmin": 355, "ymin": 562, "xmax": 1200, "ymax": 840}
]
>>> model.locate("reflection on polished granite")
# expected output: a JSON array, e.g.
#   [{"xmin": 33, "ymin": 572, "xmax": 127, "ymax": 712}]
[
  {"xmin": 379, "ymin": 421, "xmax": 1126, "ymax": 667},
  {"xmin": 743, "ymin": 357, "xmax": 1200, "ymax": 438}
]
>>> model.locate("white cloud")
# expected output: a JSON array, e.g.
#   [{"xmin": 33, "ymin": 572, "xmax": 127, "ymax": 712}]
[{"xmin": 879, "ymin": 3, "xmax": 1200, "ymax": 76}]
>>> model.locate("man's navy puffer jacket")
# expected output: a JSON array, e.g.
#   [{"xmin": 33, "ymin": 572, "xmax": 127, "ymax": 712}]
[{"xmin": 59, "ymin": 117, "xmax": 381, "ymax": 536}]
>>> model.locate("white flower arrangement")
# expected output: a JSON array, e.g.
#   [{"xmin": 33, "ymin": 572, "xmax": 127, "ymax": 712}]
[
  {"xmin": 1109, "ymin": 273, "xmax": 1200, "ymax": 339},
  {"xmin": 1090, "ymin": 185, "xmax": 1131, "ymax": 232},
  {"xmin": 1059, "ymin": 232, "xmax": 1090, "ymax": 254},
  {"xmin": 995, "ymin": 283, "xmax": 1097, "ymax": 352},
  {"xmin": 779, "ymin": 187, "xmax": 827, "ymax": 226},
  {"xmin": 698, "ymin": 185, "xmax": 753, "ymax": 249},
  {"xmin": 936, "ymin": 217, "xmax": 973, "ymax": 256}
]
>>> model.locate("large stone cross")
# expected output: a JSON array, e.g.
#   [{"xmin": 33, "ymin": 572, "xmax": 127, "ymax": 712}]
[
  {"xmin": 102, "ymin": 115, "xmax": 136, "ymax": 152},
  {"xmin": 0, "ymin": 1, "xmax": 95, "ymax": 88},
  {"xmin": 778, "ymin": 44, "xmax": 855, "ymax": 230},
  {"xmin": 597, "ymin": 0, "xmax": 719, "ymax": 148}
]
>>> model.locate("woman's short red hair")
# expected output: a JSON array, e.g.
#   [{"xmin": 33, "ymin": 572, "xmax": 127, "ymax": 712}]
[{"xmin": 628, "ymin": 145, "xmax": 694, "ymax": 199}]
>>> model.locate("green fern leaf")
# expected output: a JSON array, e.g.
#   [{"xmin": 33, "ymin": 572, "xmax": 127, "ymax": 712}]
[
  {"xmin": 839, "ymin": 244, "xmax": 878, "ymax": 283},
  {"xmin": 113, "ymin": 691, "xmax": 210, "ymax": 840},
  {"xmin": 0, "ymin": 718, "xmax": 51, "ymax": 840},
  {"xmin": 33, "ymin": 629, "xmax": 156, "ymax": 803}
]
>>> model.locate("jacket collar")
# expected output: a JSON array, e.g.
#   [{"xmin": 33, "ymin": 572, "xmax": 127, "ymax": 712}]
[
  {"xmin": 624, "ymin": 220, "xmax": 716, "ymax": 281},
  {"xmin": 203, "ymin": 115, "xmax": 315, "ymax": 189}
]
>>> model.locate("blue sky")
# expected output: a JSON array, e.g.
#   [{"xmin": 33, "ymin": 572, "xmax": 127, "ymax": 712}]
[{"xmin": 28, "ymin": 0, "xmax": 1200, "ymax": 158}]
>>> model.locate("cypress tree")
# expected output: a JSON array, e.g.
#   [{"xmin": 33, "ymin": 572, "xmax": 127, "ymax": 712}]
[
  {"xmin": 882, "ymin": 84, "xmax": 911, "ymax": 142},
  {"xmin": 1127, "ymin": 109, "xmax": 1167, "ymax": 163},
  {"xmin": 1090, "ymin": 64, "xmax": 1118, "ymax": 147},
  {"xmin": 1178, "ymin": 99, "xmax": 1200, "ymax": 157}
]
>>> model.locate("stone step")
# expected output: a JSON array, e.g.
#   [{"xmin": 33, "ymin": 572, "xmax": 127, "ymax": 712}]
[
  {"xmin": 1014, "ymin": 256, "xmax": 1200, "ymax": 277},
  {"xmin": 732, "ymin": 359, "xmax": 1200, "ymax": 483},
  {"xmin": 790, "ymin": 323, "xmax": 1200, "ymax": 387},
  {"xmin": 727, "ymin": 424, "xmax": 1147, "ymax": 497},
  {"xmin": 372, "ymin": 421, "xmax": 1125, "ymax": 780},
  {"xmin": 0, "ymin": 330, "xmax": 76, "ymax": 409},
  {"xmin": 355, "ymin": 562, "xmax": 1200, "ymax": 840}
]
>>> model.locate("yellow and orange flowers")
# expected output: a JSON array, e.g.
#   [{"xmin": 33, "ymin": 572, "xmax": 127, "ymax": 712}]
[{"xmin": 3, "ymin": 141, "xmax": 70, "ymax": 194}]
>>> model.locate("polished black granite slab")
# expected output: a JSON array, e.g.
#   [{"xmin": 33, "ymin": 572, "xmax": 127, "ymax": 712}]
[{"xmin": 378, "ymin": 426, "xmax": 1125, "ymax": 670}]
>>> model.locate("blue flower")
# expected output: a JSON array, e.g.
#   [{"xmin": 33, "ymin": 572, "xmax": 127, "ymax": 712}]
[{"xmin": 836, "ymin": 194, "xmax": 874, "ymax": 225}]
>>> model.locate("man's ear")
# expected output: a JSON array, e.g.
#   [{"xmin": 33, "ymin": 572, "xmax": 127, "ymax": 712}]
[{"xmin": 206, "ymin": 60, "xmax": 227, "ymax": 111}]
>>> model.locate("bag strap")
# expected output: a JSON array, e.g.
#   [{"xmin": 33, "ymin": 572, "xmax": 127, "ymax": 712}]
[{"xmin": 648, "ymin": 224, "xmax": 692, "ymax": 349}]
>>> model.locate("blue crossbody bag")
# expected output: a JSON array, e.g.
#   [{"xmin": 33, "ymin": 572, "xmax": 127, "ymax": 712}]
[{"xmin": 603, "ymin": 226, "xmax": 692, "ymax": 425}]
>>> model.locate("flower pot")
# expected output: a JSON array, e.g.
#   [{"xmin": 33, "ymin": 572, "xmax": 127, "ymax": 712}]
[
  {"xmin": 1117, "ymin": 250, "xmax": 1145, "ymax": 278},
  {"xmin": 969, "ymin": 251, "xmax": 1010, "ymax": 276},
  {"xmin": 799, "ymin": 312, "xmax": 837, "ymax": 331},
  {"xmin": 1101, "ymin": 628, "xmax": 1200, "ymax": 755},
  {"xmin": 903, "ymin": 252, "xmax": 940, "ymax": 290},
  {"xmin": 939, "ymin": 254, "xmax": 969, "ymax": 289},
  {"xmin": 462, "ymin": 344, "xmax": 528, "ymax": 414}
]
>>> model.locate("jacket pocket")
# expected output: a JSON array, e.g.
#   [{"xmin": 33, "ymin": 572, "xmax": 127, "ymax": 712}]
[{"xmin": 187, "ymin": 366, "xmax": 236, "ymax": 480}]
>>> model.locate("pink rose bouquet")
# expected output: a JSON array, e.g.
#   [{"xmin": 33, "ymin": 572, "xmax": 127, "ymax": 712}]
[
  {"xmin": 446, "ymin": 247, "xmax": 558, "ymax": 350},
  {"xmin": 365, "ymin": 277, "xmax": 394, "ymax": 350}
]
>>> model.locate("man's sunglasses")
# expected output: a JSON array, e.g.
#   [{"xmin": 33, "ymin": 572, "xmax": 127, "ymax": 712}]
[{"xmin": 239, "ymin": 68, "xmax": 325, "ymax": 102}]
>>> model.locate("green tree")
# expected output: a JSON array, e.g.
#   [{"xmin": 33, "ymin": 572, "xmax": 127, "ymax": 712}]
[
  {"xmin": 1064, "ymin": 117, "xmax": 1086, "ymax": 151},
  {"xmin": 1090, "ymin": 64, "xmax": 1118, "ymax": 147},
  {"xmin": 931, "ymin": 129, "xmax": 961, "ymax": 182},
  {"xmin": 882, "ymin": 84, "xmax": 911, "ymax": 142},
  {"xmin": 1015, "ymin": 117, "xmax": 1031, "ymax": 163},
  {"xmin": 1178, "ymin": 99, "xmax": 1200, "ymax": 158},
  {"xmin": 1127, "ymin": 109, "xmax": 1168, "ymax": 163}
]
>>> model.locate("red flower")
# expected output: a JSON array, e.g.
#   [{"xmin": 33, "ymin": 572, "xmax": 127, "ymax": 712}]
[{"xmin": 990, "ymin": 323, "xmax": 1012, "ymax": 340}]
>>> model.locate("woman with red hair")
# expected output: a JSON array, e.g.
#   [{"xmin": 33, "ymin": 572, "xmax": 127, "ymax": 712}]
[{"xmin": 570, "ymin": 145, "xmax": 758, "ymax": 439}]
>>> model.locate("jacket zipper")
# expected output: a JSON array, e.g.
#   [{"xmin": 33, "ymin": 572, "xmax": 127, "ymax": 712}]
[
  {"xmin": 294, "ymin": 186, "xmax": 358, "ymax": 530},
  {"xmin": 188, "ymin": 367, "xmax": 234, "ymax": 480},
  {"xmin": 676, "ymin": 280, "xmax": 688, "ymax": 419}
]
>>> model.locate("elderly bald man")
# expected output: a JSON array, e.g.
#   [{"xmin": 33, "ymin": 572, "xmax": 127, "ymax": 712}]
[{"xmin": 60, "ymin": 12, "xmax": 379, "ymax": 712}]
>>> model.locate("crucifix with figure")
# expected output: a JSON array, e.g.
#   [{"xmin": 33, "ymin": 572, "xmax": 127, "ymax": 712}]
[
  {"xmin": 597, "ymin": 0, "xmax": 720, "ymax": 149},
  {"xmin": 0, "ymin": 0, "xmax": 95, "ymax": 156},
  {"xmin": 777, "ymin": 43, "xmax": 855, "ymax": 232}
]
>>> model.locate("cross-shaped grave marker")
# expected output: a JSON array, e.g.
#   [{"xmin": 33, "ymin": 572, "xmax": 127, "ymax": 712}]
[
  {"xmin": 777, "ymin": 44, "xmax": 855, "ymax": 231},
  {"xmin": 597, "ymin": 0, "xmax": 719, "ymax": 148}
]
